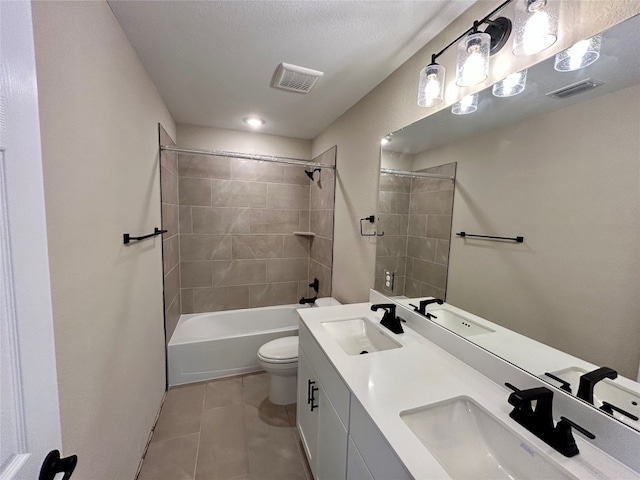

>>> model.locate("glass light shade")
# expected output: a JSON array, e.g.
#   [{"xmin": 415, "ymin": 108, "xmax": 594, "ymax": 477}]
[
  {"xmin": 512, "ymin": 0, "xmax": 559, "ymax": 56},
  {"xmin": 451, "ymin": 93, "xmax": 478, "ymax": 115},
  {"xmin": 554, "ymin": 34, "xmax": 602, "ymax": 71},
  {"xmin": 456, "ymin": 32, "xmax": 491, "ymax": 87},
  {"xmin": 492, "ymin": 69, "xmax": 528, "ymax": 97},
  {"xmin": 418, "ymin": 64, "xmax": 446, "ymax": 107}
]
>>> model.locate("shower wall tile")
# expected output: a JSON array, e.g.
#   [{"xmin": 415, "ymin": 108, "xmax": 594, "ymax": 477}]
[
  {"xmin": 379, "ymin": 174, "xmax": 411, "ymax": 193},
  {"xmin": 179, "ymin": 177, "xmax": 212, "ymax": 206},
  {"xmin": 179, "ymin": 154, "xmax": 230, "ymax": 179},
  {"xmin": 375, "ymin": 255, "xmax": 407, "ymax": 278},
  {"xmin": 309, "ymin": 171, "xmax": 335, "ymax": 210},
  {"xmin": 412, "ymin": 259, "xmax": 447, "ymax": 290},
  {"xmin": 267, "ymin": 258, "xmax": 308, "ymax": 282},
  {"xmin": 309, "ymin": 210, "xmax": 333, "ymax": 239},
  {"xmin": 250, "ymin": 209, "xmax": 299, "ymax": 234},
  {"xmin": 435, "ymin": 240, "xmax": 450, "ymax": 265},
  {"xmin": 410, "ymin": 190, "xmax": 453, "ymax": 215},
  {"xmin": 376, "ymin": 214, "xmax": 409, "ymax": 237},
  {"xmin": 284, "ymin": 166, "xmax": 312, "ymax": 185},
  {"xmin": 161, "ymin": 166, "xmax": 178, "ymax": 205},
  {"xmin": 181, "ymin": 288, "xmax": 194, "ymax": 314},
  {"xmin": 425, "ymin": 214, "xmax": 452, "ymax": 240},
  {"xmin": 163, "ymin": 235, "xmax": 179, "ymax": 276},
  {"xmin": 165, "ymin": 264, "xmax": 181, "ymax": 304},
  {"xmin": 165, "ymin": 293, "xmax": 181, "ymax": 344},
  {"xmin": 310, "ymin": 236, "xmax": 332, "ymax": 268},
  {"xmin": 181, "ymin": 262, "xmax": 213, "ymax": 288},
  {"xmin": 298, "ymin": 211, "xmax": 310, "ymax": 232},
  {"xmin": 375, "ymin": 235, "xmax": 407, "ymax": 258},
  {"xmin": 249, "ymin": 283, "xmax": 298, "ymax": 308},
  {"xmin": 378, "ymin": 191, "xmax": 410, "ymax": 215},
  {"xmin": 192, "ymin": 207, "xmax": 250, "ymax": 234},
  {"xmin": 211, "ymin": 180, "xmax": 267, "ymax": 208},
  {"xmin": 407, "ymin": 214, "xmax": 427, "ymax": 237},
  {"xmin": 421, "ymin": 284, "xmax": 446, "ymax": 300},
  {"xmin": 411, "ymin": 177, "xmax": 454, "ymax": 193},
  {"xmin": 298, "ymin": 281, "xmax": 311, "ymax": 300},
  {"xmin": 193, "ymin": 286, "xmax": 250, "ymax": 313},
  {"xmin": 406, "ymin": 236, "xmax": 437, "ymax": 263},
  {"xmin": 179, "ymin": 206, "xmax": 193, "ymax": 234},
  {"xmin": 180, "ymin": 235, "xmax": 232, "ymax": 262},
  {"xmin": 231, "ymin": 159, "xmax": 284, "ymax": 183},
  {"xmin": 232, "ymin": 235, "xmax": 283, "ymax": 259},
  {"xmin": 283, "ymin": 236, "xmax": 310, "ymax": 258},
  {"xmin": 212, "ymin": 260, "xmax": 267, "ymax": 286},
  {"xmin": 162, "ymin": 203, "xmax": 179, "ymax": 239},
  {"xmin": 309, "ymin": 259, "xmax": 331, "ymax": 297},
  {"xmin": 267, "ymin": 184, "xmax": 310, "ymax": 210}
]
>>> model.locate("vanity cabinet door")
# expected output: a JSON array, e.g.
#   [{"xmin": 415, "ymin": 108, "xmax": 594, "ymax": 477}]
[
  {"xmin": 297, "ymin": 349, "xmax": 319, "ymax": 477},
  {"xmin": 316, "ymin": 388, "xmax": 348, "ymax": 480},
  {"xmin": 347, "ymin": 437, "xmax": 374, "ymax": 480}
]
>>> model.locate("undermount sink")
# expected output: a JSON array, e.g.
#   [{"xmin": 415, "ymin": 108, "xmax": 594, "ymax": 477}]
[
  {"xmin": 400, "ymin": 397, "xmax": 576, "ymax": 480},
  {"xmin": 321, "ymin": 317, "xmax": 402, "ymax": 355},
  {"xmin": 427, "ymin": 309, "xmax": 495, "ymax": 337},
  {"xmin": 544, "ymin": 367, "xmax": 640, "ymax": 426}
]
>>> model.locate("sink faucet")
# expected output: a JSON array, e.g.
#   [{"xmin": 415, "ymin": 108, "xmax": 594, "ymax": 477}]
[
  {"xmin": 412, "ymin": 298, "xmax": 443, "ymax": 318},
  {"xmin": 506, "ymin": 383, "xmax": 595, "ymax": 457},
  {"xmin": 577, "ymin": 367, "xmax": 617, "ymax": 404},
  {"xmin": 371, "ymin": 303, "xmax": 404, "ymax": 334}
]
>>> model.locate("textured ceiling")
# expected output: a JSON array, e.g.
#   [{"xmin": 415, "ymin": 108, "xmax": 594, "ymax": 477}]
[{"xmin": 108, "ymin": 0, "xmax": 474, "ymax": 139}]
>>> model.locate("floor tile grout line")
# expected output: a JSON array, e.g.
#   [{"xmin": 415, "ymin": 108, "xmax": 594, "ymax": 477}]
[{"xmin": 192, "ymin": 383, "xmax": 206, "ymax": 480}]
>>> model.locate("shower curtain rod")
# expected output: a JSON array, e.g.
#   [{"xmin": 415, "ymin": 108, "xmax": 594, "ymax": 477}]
[
  {"xmin": 160, "ymin": 145, "xmax": 336, "ymax": 170},
  {"xmin": 380, "ymin": 167, "xmax": 454, "ymax": 180}
]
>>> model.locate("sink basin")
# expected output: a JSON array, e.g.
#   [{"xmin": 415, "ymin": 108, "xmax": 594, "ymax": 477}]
[
  {"xmin": 400, "ymin": 397, "xmax": 576, "ymax": 480},
  {"xmin": 427, "ymin": 309, "xmax": 495, "ymax": 337},
  {"xmin": 321, "ymin": 317, "xmax": 402, "ymax": 355},
  {"xmin": 544, "ymin": 367, "xmax": 640, "ymax": 426}
]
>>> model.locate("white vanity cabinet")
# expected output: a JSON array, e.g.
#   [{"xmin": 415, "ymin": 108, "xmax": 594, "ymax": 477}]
[
  {"xmin": 297, "ymin": 325, "xmax": 349, "ymax": 480},
  {"xmin": 298, "ymin": 321, "xmax": 409, "ymax": 480}
]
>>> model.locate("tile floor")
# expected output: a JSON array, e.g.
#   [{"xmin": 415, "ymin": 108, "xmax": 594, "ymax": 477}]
[{"xmin": 137, "ymin": 372, "xmax": 312, "ymax": 480}]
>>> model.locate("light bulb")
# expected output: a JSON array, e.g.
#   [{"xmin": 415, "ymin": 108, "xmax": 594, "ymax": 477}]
[
  {"xmin": 243, "ymin": 116, "xmax": 265, "ymax": 127},
  {"xmin": 451, "ymin": 93, "xmax": 478, "ymax": 115},
  {"xmin": 456, "ymin": 32, "xmax": 490, "ymax": 87},
  {"xmin": 493, "ymin": 69, "xmax": 528, "ymax": 97},
  {"xmin": 513, "ymin": 0, "xmax": 559, "ymax": 56},
  {"xmin": 418, "ymin": 64, "xmax": 445, "ymax": 107},
  {"xmin": 554, "ymin": 35, "xmax": 602, "ymax": 72}
]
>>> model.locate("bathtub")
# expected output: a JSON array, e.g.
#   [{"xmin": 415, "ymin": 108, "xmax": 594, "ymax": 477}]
[{"xmin": 167, "ymin": 304, "xmax": 309, "ymax": 386}]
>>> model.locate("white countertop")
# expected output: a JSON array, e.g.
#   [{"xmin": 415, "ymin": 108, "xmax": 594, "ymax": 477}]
[{"xmin": 297, "ymin": 302, "xmax": 639, "ymax": 480}]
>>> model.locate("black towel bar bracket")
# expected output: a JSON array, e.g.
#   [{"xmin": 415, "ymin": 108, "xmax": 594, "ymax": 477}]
[
  {"xmin": 456, "ymin": 231, "xmax": 523, "ymax": 243},
  {"xmin": 123, "ymin": 227, "xmax": 167, "ymax": 245},
  {"xmin": 360, "ymin": 215, "xmax": 384, "ymax": 237}
]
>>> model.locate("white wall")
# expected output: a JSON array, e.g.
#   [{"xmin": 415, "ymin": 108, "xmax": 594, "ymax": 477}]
[
  {"xmin": 31, "ymin": 2, "xmax": 176, "ymax": 479},
  {"xmin": 311, "ymin": 0, "xmax": 640, "ymax": 303},
  {"xmin": 177, "ymin": 123, "xmax": 311, "ymax": 159},
  {"xmin": 414, "ymin": 84, "xmax": 640, "ymax": 378}
]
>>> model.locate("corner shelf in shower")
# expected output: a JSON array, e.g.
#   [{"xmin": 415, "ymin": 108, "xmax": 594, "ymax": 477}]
[{"xmin": 293, "ymin": 231, "xmax": 316, "ymax": 237}]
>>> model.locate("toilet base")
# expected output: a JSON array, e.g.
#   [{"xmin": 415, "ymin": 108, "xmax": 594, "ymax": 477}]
[{"xmin": 269, "ymin": 372, "xmax": 297, "ymax": 405}]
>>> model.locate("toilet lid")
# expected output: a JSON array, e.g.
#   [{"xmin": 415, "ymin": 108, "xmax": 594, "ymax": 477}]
[{"xmin": 258, "ymin": 336, "xmax": 298, "ymax": 361}]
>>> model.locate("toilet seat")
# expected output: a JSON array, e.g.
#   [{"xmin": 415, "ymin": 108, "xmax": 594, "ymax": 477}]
[{"xmin": 257, "ymin": 336, "xmax": 298, "ymax": 364}]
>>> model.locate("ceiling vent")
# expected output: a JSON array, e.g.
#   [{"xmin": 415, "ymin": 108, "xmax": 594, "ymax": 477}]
[
  {"xmin": 546, "ymin": 78, "xmax": 604, "ymax": 99},
  {"xmin": 271, "ymin": 63, "xmax": 324, "ymax": 94}
]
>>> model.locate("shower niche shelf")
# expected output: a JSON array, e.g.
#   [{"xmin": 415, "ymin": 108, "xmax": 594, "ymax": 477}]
[{"xmin": 293, "ymin": 231, "xmax": 316, "ymax": 237}]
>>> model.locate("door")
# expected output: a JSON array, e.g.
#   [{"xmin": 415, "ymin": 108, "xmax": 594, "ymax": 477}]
[{"xmin": 1, "ymin": 1, "xmax": 63, "ymax": 478}]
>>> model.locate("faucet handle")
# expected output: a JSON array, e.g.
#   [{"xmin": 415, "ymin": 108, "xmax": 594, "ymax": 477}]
[{"xmin": 552, "ymin": 416, "xmax": 595, "ymax": 458}]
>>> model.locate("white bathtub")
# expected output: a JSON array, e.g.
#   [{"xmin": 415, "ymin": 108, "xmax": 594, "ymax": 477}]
[{"xmin": 167, "ymin": 304, "xmax": 308, "ymax": 386}]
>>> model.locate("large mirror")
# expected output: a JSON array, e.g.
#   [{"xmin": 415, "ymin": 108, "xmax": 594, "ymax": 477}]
[{"xmin": 375, "ymin": 14, "xmax": 640, "ymax": 430}]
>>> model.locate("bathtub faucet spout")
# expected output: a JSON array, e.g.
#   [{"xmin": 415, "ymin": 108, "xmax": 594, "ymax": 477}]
[{"xmin": 299, "ymin": 296, "xmax": 317, "ymax": 305}]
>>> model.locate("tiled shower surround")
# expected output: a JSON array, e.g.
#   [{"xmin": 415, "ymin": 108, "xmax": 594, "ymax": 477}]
[
  {"xmin": 159, "ymin": 135, "xmax": 336, "ymax": 318},
  {"xmin": 375, "ymin": 162, "xmax": 455, "ymax": 299}
]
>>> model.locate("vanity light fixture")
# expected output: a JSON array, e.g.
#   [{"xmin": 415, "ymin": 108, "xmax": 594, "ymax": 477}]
[
  {"xmin": 417, "ymin": 0, "xmax": 513, "ymax": 106},
  {"xmin": 243, "ymin": 116, "xmax": 265, "ymax": 128},
  {"xmin": 451, "ymin": 93, "xmax": 479, "ymax": 115},
  {"xmin": 554, "ymin": 34, "xmax": 602, "ymax": 72},
  {"xmin": 493, "ymin": 69, "xmax": 528, "ymax": 97},
  {"xmin": 512, "ymin": 0, "xmax": 559, "ymax": 56}
]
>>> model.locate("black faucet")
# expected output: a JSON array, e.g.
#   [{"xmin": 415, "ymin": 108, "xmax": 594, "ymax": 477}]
[
  {"xmin": 506, "ymin": 384, "xmax": 595, "ymax": 457},
  {"xmin": 299, "ymin": 296, "xmax": 317, "ymax": 305},
  {"xmin": 577, "ymin": 367, "xmax": 617, "ymax": 404},
  {"xmin": 371, "ymin": 303, "xmax": 404, "ymax": 334},
  {"xmin": 412, "ymin": 298, "xmax": 444, "ymax": 318}
]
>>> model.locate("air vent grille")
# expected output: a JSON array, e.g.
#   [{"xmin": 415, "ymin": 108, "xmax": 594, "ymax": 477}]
[
  {"xmin": 546, "ymin": 79, "xmax": 604, "ymax": 99},
  {"xmin": 272, "ymin": 63, "xmax": 324, "ymax": 94}
]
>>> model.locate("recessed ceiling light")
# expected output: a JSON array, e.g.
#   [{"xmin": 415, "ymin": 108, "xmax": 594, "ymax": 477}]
[{"xmin": 243, "ymin": 116, "xmax": 265, "ymax": 128}]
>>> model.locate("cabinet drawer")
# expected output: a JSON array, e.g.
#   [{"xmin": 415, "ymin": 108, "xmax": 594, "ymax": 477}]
[
  {"xmin": 299, "ymin": 321, "xmax": 351, "ymax": 429},
  {"xmin": 349, "ymin": 397, "xmax": 411, "ymax": 480}
]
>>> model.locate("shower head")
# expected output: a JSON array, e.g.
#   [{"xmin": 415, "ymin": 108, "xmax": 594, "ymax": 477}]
[{"xmin": 305, "ymin": 168, "xmax": 321, "ymax": 181}]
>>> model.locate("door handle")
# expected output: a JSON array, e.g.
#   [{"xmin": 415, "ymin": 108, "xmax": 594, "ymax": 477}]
[
  {"xmin": 307, "ymin": 379, "xmax": 315, "ymax": 404},
  {"xmin": 310, "ymin": 385, "xmax": 319, "ymax": 411}
]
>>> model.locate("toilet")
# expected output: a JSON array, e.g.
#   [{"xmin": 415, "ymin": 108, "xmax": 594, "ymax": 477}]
[{"xmin": 257, "ymin": 297, "xmax": 341, "ymax": 405}]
